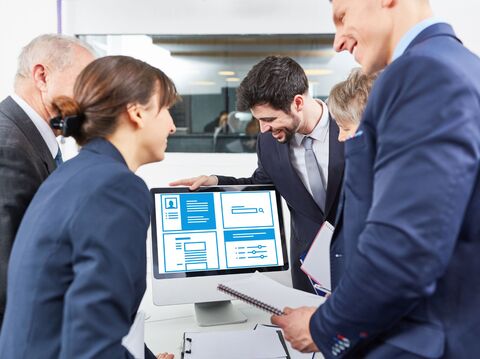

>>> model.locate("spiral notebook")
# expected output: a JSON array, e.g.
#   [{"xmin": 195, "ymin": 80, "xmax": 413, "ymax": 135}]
[{"xmin": 217, "ymin": 272, "xmax": 325, "ymax": 315}]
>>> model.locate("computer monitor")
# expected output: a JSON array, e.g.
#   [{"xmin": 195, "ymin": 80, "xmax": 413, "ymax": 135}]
[{"xmin": 150, "ymin": 184, "xmax": 288, "ymax": 326}]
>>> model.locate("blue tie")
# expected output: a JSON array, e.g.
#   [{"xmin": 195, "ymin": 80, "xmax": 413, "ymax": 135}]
[
  {"xmin": 54, "ymin": 147, "xmax": 63, "ymax": 167},
  {"xmin": 303, "ymin": 136, "xmax": 326, "ymax": 212}
]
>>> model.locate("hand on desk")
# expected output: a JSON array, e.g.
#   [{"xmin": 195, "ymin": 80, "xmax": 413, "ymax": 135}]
[
  {"xmin": 271, "ymin": 306, "xmax": 319, "ymax": 353},
  {"xmin": 169, "ymin": 175, "xmax": 218, "ymax": 190},
  {"xmin": 156, "ymin": 352, "xmax": 174, "ymax": 359}
]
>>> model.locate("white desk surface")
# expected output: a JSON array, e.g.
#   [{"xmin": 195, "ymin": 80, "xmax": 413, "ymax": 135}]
[{"xmin": 143, "ymin": 297, "xmax": 324, "ymax": 359}]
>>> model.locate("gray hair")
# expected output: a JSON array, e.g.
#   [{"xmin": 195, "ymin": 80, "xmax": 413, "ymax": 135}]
[
  {"xmin": 15, "ymin": 34, "xmax": 95, "ymax": 85},
  {"xmin": 328, "ymin": 68, "xmax": 378, "ymax": 124}
]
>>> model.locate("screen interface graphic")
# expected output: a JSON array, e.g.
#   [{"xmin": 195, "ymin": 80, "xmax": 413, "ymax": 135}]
[{"xmin": 154, "ymin": 190, "xmax": 284, "ymax": 274}]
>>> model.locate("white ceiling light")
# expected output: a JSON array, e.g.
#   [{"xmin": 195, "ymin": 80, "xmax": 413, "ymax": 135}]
[
  {"xmin": 218, "ymin": 71, "xmax": 236, "ymax": 76},
  {"xmin": 304, "ymin": 69, "xmax": 333, "ymax": 76}
]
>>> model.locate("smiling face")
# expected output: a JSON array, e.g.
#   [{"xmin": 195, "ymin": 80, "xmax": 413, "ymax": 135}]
[
  {"xmin": 332, "ymin": 0, "xmax": 392, "ymax": 74},
  {"xmin": 139, "ymin": 91, "xmax": 176, "ymax": 163},
  {"xmin": 251, "ymin": 103, "xmax": 302, "ymax": 144}
]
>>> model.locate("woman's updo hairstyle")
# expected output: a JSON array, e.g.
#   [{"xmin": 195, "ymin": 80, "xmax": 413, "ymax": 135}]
[
  {"xmin": 52, "ymin": 55, "xmax": 178, "ymax": 146},
  {"xmin": 328, "ymin": 68, "xmax": 378, "ymax": 125}
]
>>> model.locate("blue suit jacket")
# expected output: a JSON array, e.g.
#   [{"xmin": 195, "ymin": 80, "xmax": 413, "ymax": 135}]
[
  {"xmin": 0, "ymin": 139, "xmax": 156, "ymax": 359},
  {"xmin": 217, "ymin": 117, "xmax": 345, "ymax": 293},
  {"xmin": 310, "ymin": 24, "xmax": 480, "ymax": 358}
]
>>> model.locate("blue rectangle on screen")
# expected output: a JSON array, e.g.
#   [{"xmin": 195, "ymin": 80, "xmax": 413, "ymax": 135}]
[
  {"xmin": 224, "ymin": 228, "xmax": 275, "ymax": 242},
  {"xmin": 179, "ymin": 193, "xmax": 216, "ymax": 231}
]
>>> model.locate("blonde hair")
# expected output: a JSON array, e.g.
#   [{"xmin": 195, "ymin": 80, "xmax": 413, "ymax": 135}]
[
  {"xmin": 15, "ymin": 34, "xmax": 94, "ymax": 86},
  {"xmin": 328, "ymin": 68, "xmax": 378, "ymax": 124}
]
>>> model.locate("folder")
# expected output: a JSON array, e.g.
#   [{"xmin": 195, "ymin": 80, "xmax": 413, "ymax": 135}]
[
  {"xmin": 182, "ymin": 328, "xmax": 290, "ymax": 358},
  {"xmin": 300, "ymin": 221, "xmax": 334, "ymax": 293},
  {"xmin": 254, "ymin": 324, "xmax": 321, "ymax": 359}
]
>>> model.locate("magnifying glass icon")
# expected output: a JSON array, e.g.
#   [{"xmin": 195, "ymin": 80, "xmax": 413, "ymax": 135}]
[{"xmin": 258, "ymin": 208, "xmax": 264, "ymax": 213}]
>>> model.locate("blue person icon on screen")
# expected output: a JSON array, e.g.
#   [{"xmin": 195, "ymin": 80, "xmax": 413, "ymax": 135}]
[{"xmin": 164, "ymin": 197, "xmax": 178, "ymax": 210}]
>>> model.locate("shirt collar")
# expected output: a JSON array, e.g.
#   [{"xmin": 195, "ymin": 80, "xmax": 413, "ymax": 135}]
[
  {"xmin": 11, "ymin": 93, "xmax": 59, "ymax": 158},
  {"xmin": 392, "ymin": 17, "xmax": 443, "ymax": 61},
  {"xmin": 293, "ymin": 99, "xmax": 330, "ymax": 146}
]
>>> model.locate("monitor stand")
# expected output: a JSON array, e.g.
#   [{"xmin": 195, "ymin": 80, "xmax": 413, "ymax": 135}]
[{"xmin": 194, "ymin": 300, "xmax": 247, "ymax": 327}]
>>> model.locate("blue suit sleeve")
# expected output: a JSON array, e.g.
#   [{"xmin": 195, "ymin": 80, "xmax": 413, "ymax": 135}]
[
  {"xmin": 59, "ymin": 172, "xmax": 152, "ymax": 359},
  {"xmin": 216, "ymin": 134, "xmax": 273, "ymax": 185},
  {"xmin": 310, "ymin": 56, "xmax": 480, "ymax": 356}
]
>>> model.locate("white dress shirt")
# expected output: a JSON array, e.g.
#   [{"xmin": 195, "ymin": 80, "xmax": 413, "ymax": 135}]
[
  {"xmin": 289, "ymin": 99, "xmax": 330, "ymax": 197},
  {"xmin": 11, "ymin": 94, "xmax": 59, "ymax": 159}
]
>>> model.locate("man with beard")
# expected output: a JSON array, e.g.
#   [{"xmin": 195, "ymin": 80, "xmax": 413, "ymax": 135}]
[{"xmin": 171, "ymin": 56, "xmax": 345, "ymax": 293}]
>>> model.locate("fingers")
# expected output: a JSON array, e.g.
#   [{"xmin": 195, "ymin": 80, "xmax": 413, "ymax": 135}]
[
  {"xmin": 283, "ymin": 307, "xmax": 293, "ymax": 314},
  {"xmin": 169, "ymin": 175, "xmax": 218, "ymax": 190},
  {"xmin": 156, "ymin": 353, "xmax": 174, "ymax": 359},
  {"xmin": 190, "ymin": 176, "xmax": 209, "ymax": 190},
  {"xmin": 271, "ymin": 314, "xmax": 281, "ymax": 326},
  {"xmin": 169, "ymin": 178, "xmax": 196, "ymax": 186}
]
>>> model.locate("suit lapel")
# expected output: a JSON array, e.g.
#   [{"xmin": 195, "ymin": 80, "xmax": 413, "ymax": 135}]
[
  {"xmin": 0, "ymin": 96, "xmax": 56, "ymax": 173},
  {"xmin": 325, "ymin": 115, "xmax": 344, "ymax": 220}
]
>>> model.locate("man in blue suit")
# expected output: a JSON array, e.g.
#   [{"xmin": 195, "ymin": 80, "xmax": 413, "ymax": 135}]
[
  {"xmin": 171, "ymin": 56, "xmax": 345, "ymax": 293},
  {"xmin": 273, "ymin": 1, "xmax": 480, "ymax": 358}
]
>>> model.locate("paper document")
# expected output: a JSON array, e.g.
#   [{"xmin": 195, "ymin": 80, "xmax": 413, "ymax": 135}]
[
  {"xmin": 255, "ymin": 324, "xmax": 323, "ymax": 359},
  {"xmin": 301, "ymin": 222, "xmax": 334, "ymax": 292},
  {"xmin": 219, "ymin": 272, "xmax": 324, "ymax": 314},
  {"xmin": 122, "ymin": 311, "xmax": 145, "ymax": 359},
  {"xmin": 183, "ymin": 328, "xmax": 289, "ymax": 358}
]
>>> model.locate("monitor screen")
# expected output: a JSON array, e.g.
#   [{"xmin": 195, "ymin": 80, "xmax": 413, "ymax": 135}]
[{"xmin": 151, "ymin": 185, "xmax": 288, "ymax": 280}]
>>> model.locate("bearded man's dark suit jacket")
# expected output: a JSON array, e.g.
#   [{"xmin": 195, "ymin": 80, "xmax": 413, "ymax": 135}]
[
  {"xmin": 310, "ymin": 23, "xmax": 480, "ymax": 359},
  {"xmin": 218, "ymin": 116, "xmax": 345, "ymax": 293},
  {"xmin": 0, "ymin": 96, "xmax": 56, "ymax": 327}
]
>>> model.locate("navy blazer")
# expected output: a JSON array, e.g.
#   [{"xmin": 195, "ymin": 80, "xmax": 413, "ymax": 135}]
[
  {"xmin": 310, "ymin": 24, "xmax": 480, "ymax": 358},
  {"xmin": 0, "ymin": 139, "xmax": 156, "ymax": 359},
  {"xmin": 217, "ymin": 116, "xmax": 344, "ymax": 293}
]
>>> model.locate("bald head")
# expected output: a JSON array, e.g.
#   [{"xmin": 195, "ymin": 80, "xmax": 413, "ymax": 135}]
[
  {"xmin": 14, "ymin": 34, "xmax": 95, "ymax": 122},
  {"xmin": 15, "ymin": 34, "xmax": 95, "ymax": 87}
]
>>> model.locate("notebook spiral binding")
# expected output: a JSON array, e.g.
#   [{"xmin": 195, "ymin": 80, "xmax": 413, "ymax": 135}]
[{"xmin": 217, "ymin": 283, "xmax": 285, "ymax": 316}]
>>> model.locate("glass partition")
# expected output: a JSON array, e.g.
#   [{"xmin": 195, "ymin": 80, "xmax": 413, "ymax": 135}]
[{"xmin": 81, "ymin": 34, "xmax": 356, "ymax": 153}]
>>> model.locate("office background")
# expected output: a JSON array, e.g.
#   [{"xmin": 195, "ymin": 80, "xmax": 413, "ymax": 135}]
[
  {"xmin": 1, "ymin": 2, "xmax": 478, "ymax": 249},
  {"xmin": 1, "ymin": 0, "xmax": 478, "ymax": 293},
  {"xmin": 0, "ymin": 0, "xmax": 478, "ymax": 353}
]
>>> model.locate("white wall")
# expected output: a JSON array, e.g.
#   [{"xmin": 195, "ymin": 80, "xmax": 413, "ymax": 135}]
[
  {"xmin": 0, "ymin": 0, "xmax": 57, "ymax": 99},
  {"xmin": 62, "ymin": 0, "xmax": 336, "ymax": 35},
  {"xmin": 431, "ymin": 0, "xmax": 479, "ymax": 55}
]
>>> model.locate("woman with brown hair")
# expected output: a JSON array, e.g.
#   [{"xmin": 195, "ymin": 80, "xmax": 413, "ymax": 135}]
[{"xmin": 0, "ymin": 56, "xmax": 177, "ymax": 359}]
